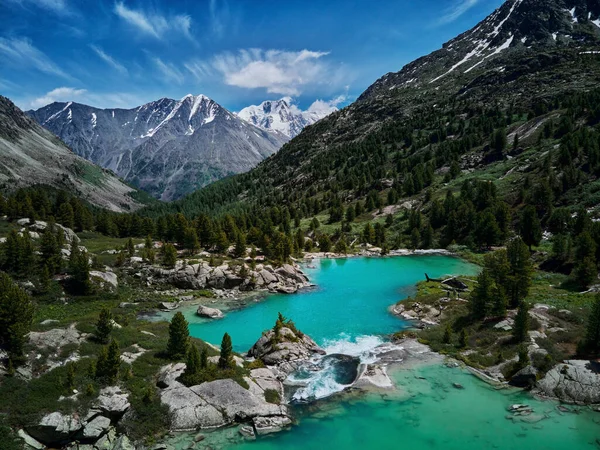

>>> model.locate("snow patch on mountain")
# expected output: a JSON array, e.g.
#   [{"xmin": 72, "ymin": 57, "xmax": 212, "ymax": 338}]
[{"xmin": 237, "ymin": 97, "xmax": 341, "ymax": 139}]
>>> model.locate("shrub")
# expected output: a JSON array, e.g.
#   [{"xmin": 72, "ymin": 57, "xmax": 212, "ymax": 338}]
[{"xmin": 264, "ymin": 389, "xmax": 281, "ymax": 404}]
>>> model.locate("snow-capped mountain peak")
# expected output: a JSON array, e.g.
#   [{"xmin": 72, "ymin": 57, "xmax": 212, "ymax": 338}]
[{"xmin": 238, "ymin": 97, "xmax": 337, "ymax": 139}]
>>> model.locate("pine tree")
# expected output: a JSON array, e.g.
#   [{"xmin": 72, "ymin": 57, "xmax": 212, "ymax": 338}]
[
  {"xmin": 68, "ymin": 240, "xmax": 92, "ymax": 295},
  {"xmin": 443, "ymin": 324, "xmax": 452, "ymax": 344},
  {"xmin": 459, "ymin": 329, "xmax": 468, "ymax": 348},
  {"xmin": 163, "ymin": 243, "xmax": 177, "ymax": 268},
  {"xmin": 516, "ymin": 344, "xmax": 530, "ymax": 370},
  {"xmin": 95, "ymin": 340, "xmax": 121, "ymax": 384},
  {"xmin": 167, "ymin": 312, "xmax": 189, "ymax": 359},
  {"xmin": 184, "ymin": 227, "xmax": 200, "ymax": 255},
  {"xmin": 40, "ymin": 225, "xmax": 62, "ymax": 274},
  {"xmin": 182, "ymin": 344, "xmax": 201, "ymax": 384},
  {"xmin": 126, "ymin": 238, "xmax": 135, "ymax": 257},
  {"xmin": 520, "ymin": 206, "xmax": 542, "ymax": 251},
  {"xmin": 470, "ymin": 269, "xmax": 493, "ymax": 319},
  {"xmin": 200, "ymin": 346, "xmax": 208, "ymax": 369},
  {"xmin": 218, "ymin": 333, "xmax": 233, "ymax": 370},
  {"xmin": 96, "ymin": 308, "xmax": 113, "ymax": 344},
  {"xmin": 506, "ymin": 238, "xmax": 533, "ymax": 308},
  {"xmin": 145, "ymin": 235, "xmax": 153, "ymax": 249},
  {"xmin": 513, "ymin": 301, "xmax": 529, "ymax": 343},
  {"xmin": 66, "ymin": 362, "xmax": 76, "ymax": 391},
  {"xmin": 491, "ymin": 285, "xmax": 508, "ymax": 318},
  {"xmin": 58, "ymin": 202, "xmax": 75, "ymax": 229},
  {"xmin": 584, "ymin": 295, "xmax": 600, "ymax": 352},
  {"xmin": 233, "ymin": 232, "xmax": 246, "ymax": 258},
  {"xmin": 574, "ymin": 256, "xmax": 598, "ymax": 289},
  {"xmin": 0, "ymin": 273, "xmax": 34, "ymax": 362}
]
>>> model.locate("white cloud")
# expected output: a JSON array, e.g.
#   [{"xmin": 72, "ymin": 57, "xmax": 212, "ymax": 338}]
[
  {"xmin": 0, "ymin": 37, "xmax": 72, "ymax": 80},
  {"xmin": 113, "ymin": 2, "xmax": 194, "ymax": 42},
  {"xmin": 152, "ymin": 57, "xmax": 184, "ymax": 84},
  {"xmin": 90, "ymin": 45, "xmax": 128, "ymax": 75},
  {"xmin": 188, "ymin": 49, "xmax": 332, "ymax": 96},
  {"xmin": 437, "ymin": 0, "xmax": 480, "ymax": 25},
  {"xmin": 6, "ymin": 0, "xmax": 72, "ymax": 15},
  {"xmin": 22, "ymin": 87, "xmax": 148, "ymax": 110},
  {"xmin": 307, "ymin": 93, "xmax": 347, "ymax": 115},
  {"xmin": 29, "ymin": 87, "xmax": 87, "ymax": 109}
]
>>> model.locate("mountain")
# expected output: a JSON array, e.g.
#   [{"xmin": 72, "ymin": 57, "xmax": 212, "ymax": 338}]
[
  {"xmin": 140, "ymin": 0, "xmax": 600, "ymax": 221},
  {"xmin": 237, "ymin": 97, "xmax": 337, "ymax": 139},
  {"xmin": 0, "ymin": 96, "xmax": 144, "ymax": 212},
  {"xmin": 28, "ymin": 94, "xmax": 288, "ymax": 201}
]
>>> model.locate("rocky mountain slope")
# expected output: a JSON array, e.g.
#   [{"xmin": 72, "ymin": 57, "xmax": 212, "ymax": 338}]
[
  {"xmin": 0, "ymin": 96, "xmax": 143, "ymax": 212},
  {"xmin": 150, "ymin": 0, "xmax": 600, "ymax": 218},
  {"xmin": 28, "ymin": 94, "xmax": 288, "ymax": 201},
  {"xmin": 237, "ymin": 97, "xmax": 336, "ymax": 139}
]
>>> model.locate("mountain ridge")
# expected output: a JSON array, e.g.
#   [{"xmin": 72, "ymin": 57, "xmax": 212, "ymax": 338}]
[
  {"xmin": 28, "ymin": 94, "xmax": 288, "ymax": 201},
  {"xmin": 0, "ymin": 96, "xmax": 144, "ymax": 212}
]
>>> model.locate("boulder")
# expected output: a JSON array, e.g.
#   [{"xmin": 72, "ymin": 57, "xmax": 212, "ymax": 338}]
[
  {"xmin": 253, "ymin": 415, "xmax": 292, "ymax": 435},
  {"xmin": 90, "ymin": 271, "xmax": 118, "ymax": 290},
  {"xmin": 509, "ymin": 365, "xmax": 538, "ymax": 388},
  {"xmin": 27, "ymin": 412, "xmax": 82, "ymax": 446},
  {"xmin": 17, "ymin": 429, "xmax": 45, "ymax": 450},
  {"xmin": 81, "ymin": 415, "xmax": 111, "ymax": 439},
  {"xmin": 28, "ymin": 325, "xmax": 86, "ymax": 349},
  {"xmin": 248, "ymin": 327, "xmax": 325, "ymax": 374},
  {"xmin": 157, "ymin": 363, "xmax": 187, "ymax": 389},
  {"xmin": 190, "ymin": 379, "xmax": 285, "ymax": 420},
  {"xmin": 196, "ymin": 305, "xmax": 224, "ymax": 319},
  {"xmin": 159, "ymin": 301, "xmax": 181, "ymax": 311},
  {"xmin": 534, "ymin": 360, "xmax": 600, "ymax": 404},
  {"xmin": 94, "ymin": 386, "xmax": 130, "ymax": 419},
  {"xmin": 160, "ymin": 385, "xmax": 227, "ymax": 430}
]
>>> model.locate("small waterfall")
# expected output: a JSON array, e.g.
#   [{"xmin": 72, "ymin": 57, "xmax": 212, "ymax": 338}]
[{"xmin": 287, "ymin": 334, "xmax": 397, "ymax": 402}]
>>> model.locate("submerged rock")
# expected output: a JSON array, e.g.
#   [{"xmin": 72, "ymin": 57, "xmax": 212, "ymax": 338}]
[{"xmin": 196, "ymin": 305, "xmax": 224, "ymax": 319}]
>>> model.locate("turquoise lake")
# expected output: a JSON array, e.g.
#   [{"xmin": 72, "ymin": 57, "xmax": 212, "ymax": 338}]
[
  {"xmin": 184, "ymin": 255, "xmax": 479, "ymax": 350},
  {"xmin": 163, "ymin": 256, "xmax": 600, "ymax": 449}
]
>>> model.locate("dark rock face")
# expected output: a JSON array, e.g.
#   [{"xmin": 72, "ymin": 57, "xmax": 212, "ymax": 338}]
[
  {"xmin": 510, "ymin": 365, "xmax": 538, "ymax": 388},
  {"xmin": 28, "ymin": 94, "xmax": 288, "ymax": 200}
]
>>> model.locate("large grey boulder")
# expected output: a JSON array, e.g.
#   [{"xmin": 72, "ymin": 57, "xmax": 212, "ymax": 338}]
[
  {"xmin": 196, "ymin": 305, "xmax": 224, "ymax": 319},
  {"xmin": 94, "ymin": 386, "xmax": 130, "ymax": 419},
  {"xmin": 534, "ymin": 360, "xmax": 600, "ymax": 404},
  {"xmin": 17, "ymin": 429, "xmax": 45, "ymax": 450},
  {"xmin": 509, "ymin": 365, "xmax": 538, "ymax": 388},
  {"xmin": 28, "ymin": 325, "xmax": 86, "ymax": 349},
  {"xmin": 90, "ymin": 271, "xmax": 118, "ymax": 290},
  {"xmin": 27, "ymin": 412, "xmax": 82, "ymax": 445},
  {"xmin": 160, "ymin": 385, "xmax": 227, "ymax": 430},
  {"xmin": 191, "ymin": 379, "xmax": 285, "ymax": 420},
  {"xmin": 248, "ymin": 327, "xmax": 325, "ymax": 374},
  {"xmin": 81, "ymin": 415, "xmax": 111, "ymax": 439}
]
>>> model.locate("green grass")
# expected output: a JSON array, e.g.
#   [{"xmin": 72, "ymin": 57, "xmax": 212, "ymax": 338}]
[{"xmin": 78, "ymin": 231, "xmax": 143, "ymax": 254}]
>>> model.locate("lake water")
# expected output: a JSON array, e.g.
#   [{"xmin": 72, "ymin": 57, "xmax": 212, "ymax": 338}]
[{"xmin": 165, "ymin": 256, "xmax": 600, "ymax": 449}]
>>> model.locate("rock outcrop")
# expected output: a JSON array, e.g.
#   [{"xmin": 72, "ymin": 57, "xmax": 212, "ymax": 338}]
[
  {"xmin": 142, "ymin": 262, "xmax": 310, "ymax": 294},
  {"xmin": 533, "ymin": 360, "xmax": 600, "ymax": 405},
  {"xmin": 248, "ymin": 326, "xmax": 325, "ymax": 374},
  {"xmin": 158, "ymin": 368, "xmax": 291, "ymax": 433},
  {"xmin": 196, "ymin": 305, "xmax": 224, "ymax": 319}
]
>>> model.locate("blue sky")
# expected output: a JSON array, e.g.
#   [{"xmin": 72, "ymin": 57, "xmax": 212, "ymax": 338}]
[{"xmin": 0, "ymin": 0, "xmax": 504, "ymax": 113}]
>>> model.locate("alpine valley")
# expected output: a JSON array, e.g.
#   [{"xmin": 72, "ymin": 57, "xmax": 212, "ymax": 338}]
[{"xmin": 1, "ymin": 0, "xmax": 600, "ymax": 450}]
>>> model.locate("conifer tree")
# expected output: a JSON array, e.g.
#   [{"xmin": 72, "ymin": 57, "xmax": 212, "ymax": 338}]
[
  {"xmin": 520, "ymin": 206, "xmax": 542, "ymax": 251},
  {"xmin": 182, "ymin": 344, "xmax": 201, "ymax": 384},
  {"xmin": 126, "ymin": 238, "xmax": 135, "ymax": 257},
  {"xmin": 459, "ymin": 328, "xmax": 468, "ymax": 348},
  {"xmin": 200, "ymin": 346, "xmax": 208, "ymax": 369},
  {"xmin": 491, "ymin": 285, "xmax": 508, "ymax": 318},
  {"xmin": 95, "ymin": 340, "xmax": 121, "ymax": 384},
  {"xmin": 506, "ymin": 238, "xmax": 533, "ymax": 308},
  {"xmin": 584, "ymin": 295, "xmax": 600, "ymax": 353},
  {"xmin": 167, "ymin": 312, "xmax": 189, "ymax": 359},
  {"xmin": 233, "ymin": 232, "xmax": 246, "ymax": 258},
  {"xmin": 0, "ymin": 273, "xmax": 34, "ymax": 362},
  {"xmin": 443, "ymin": 324, "xmax": 452, "ymax": 344},
  {"xmin": 163, "ymin": 243, "xmax": 177, "ymax": 268},
  {"xmin": 513, "ymin": 301, "xmax": 529, "ymax": 343},
  {"xmin": 40, "ymin": 225, "xmax": 62, "ymax": 274},
  {"xmin": 96, "ymin": 308, "xmax": 113, "ymax": 344},
  {"xmin": 574, "ymin": 256, "xmax": 598, "ymax": 289},
  {"xmin": 470, "ymin": 269, "xmax": 492, "ymax": 319},
  {"xmin": 218, "ymin": 333, "xmax": 233, "ymax": 370},
  {"xmin": 68, "ymin": 240, "xmax": 92, "ymax": 295}
]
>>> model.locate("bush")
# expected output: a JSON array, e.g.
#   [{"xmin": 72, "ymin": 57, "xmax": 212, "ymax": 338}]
[{"xmin": 264, "ymin": 388, "xmax": 281, "ymax": 404}]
